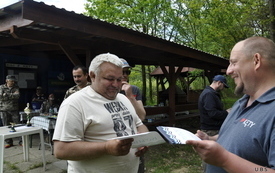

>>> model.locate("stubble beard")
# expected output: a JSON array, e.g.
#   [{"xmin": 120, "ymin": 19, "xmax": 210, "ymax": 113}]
[{"xmin": 234, "ymin": 82, "xmax": 244, "ymax": 96}]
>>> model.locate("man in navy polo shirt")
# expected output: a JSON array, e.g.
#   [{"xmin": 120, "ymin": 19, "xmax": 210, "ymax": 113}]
[{"xmin": 187, "ymin": 36, "xmax": 275, "ymax": 172}]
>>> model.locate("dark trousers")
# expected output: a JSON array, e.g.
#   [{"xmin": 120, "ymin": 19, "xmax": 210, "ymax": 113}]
[
  {"xmin": 0, "ymin": 117, "xmax": 3, "ymax": 126},
  {"xmin": 138, "ymin": 156, "xmax": 145, "ymax": 173}
]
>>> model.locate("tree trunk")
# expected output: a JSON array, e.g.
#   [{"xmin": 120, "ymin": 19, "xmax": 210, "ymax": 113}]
[
  {"xmin": 270, "ymin": 0, "xmax": 275, "ymax": 41},
  {"xmin": 147, "ymin": 65, "xmax": 153, "ymax": 104},
  {"xmin": 142, "ymin": 65, "xmax": 146, "ymax": 105}
]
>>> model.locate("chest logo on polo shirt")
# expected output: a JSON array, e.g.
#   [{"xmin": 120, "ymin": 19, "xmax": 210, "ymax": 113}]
[{"xmin": 240, "ymin": 118, "xmax": 256, "ymax": 128}]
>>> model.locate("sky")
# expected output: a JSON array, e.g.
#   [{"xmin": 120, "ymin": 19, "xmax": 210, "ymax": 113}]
[{"xmin": 0, "ymin": 0, "xmax": 86, "ymax": 13}]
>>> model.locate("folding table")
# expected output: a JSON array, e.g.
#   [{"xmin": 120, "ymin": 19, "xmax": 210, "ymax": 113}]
[{"xmin": 0, "ymin": 126, "xmax": 46, "ymax": 172}]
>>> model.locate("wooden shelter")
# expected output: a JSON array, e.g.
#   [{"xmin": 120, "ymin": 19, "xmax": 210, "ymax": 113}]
[
  {"xmin": 0, "ymin": 0, "xmax": 229, "ymax": 126},
  {"xmin": 150, "ymin": 66, "xmax": 200, "ymax": 104}
]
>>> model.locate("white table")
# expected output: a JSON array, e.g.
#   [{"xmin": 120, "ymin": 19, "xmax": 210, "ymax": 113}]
[
  {"xmin": 0, "ymin": 126, "xmax": 46, "ymax": 172},
  {"xmin": 30, "ymin": 116, "xmax": 56, "ymax": 131},
  {"xmin": 30, "ymin": 116, "xmax": 56, "ymax": 154}
]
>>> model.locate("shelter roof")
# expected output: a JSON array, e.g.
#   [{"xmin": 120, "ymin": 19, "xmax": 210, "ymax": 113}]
[{"xmin": 0, "ymin": 0, "xmax": 228, "ymax": 71}]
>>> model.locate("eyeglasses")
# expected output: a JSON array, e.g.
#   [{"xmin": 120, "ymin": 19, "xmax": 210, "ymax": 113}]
[
  {"xmin": 102, "ymin": 77, "xmax": 122, "ymax": 83},
  {"xmin": 123, "ymin": 70, "xmax": 131, "ymax": 75}
]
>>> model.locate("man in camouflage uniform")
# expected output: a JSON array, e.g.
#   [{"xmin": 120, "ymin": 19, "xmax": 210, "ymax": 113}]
[
  {"xmin": 64, "ymin": 65, "xmax": 91, "ymax": 99},
  {"xmin": 0, "ymin": 75, "xmax": 20, "ymax": 148}
]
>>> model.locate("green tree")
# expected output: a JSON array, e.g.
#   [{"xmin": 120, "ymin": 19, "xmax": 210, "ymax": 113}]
[
  {"xmin": 170, "ymin": 0, "xmax": 269, "ymax": 57},
  {"xmin": 85, "ymin": 0, "xmax": 174, "ymax": 104},
  {"xmin": 84, "ymin": 0, "xmax": 174, "ymax": 39},
  {"xmin": 85, "ymin": 0, "xmax": 271, "ymax": 56},
  {"xmin": 84, "ymin": 0, "xmax": 272, "ymax": 105}
]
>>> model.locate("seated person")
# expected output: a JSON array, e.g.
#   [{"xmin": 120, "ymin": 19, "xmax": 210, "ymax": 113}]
[
  {"xmin": 32, "ymin": 86, "xmax": 46, "ymax": 110},
  {"xmin": 40, "ymin": 94, "xmax": 59, "ymax": 114}
]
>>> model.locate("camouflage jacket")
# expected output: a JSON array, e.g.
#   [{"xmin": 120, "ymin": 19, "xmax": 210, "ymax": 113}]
[
  {"xmin": 0, "ymin": 84, "xmax": 20, "ymax": 111},
  {"xmin": 64, "ymin": 82, "xmax": 91, "ymax": 99}
]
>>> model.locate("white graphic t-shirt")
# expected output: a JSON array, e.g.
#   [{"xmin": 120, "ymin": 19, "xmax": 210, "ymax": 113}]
[{"xmin": 53, "ymin": 86, "xmax": 143, "ymax": 173}]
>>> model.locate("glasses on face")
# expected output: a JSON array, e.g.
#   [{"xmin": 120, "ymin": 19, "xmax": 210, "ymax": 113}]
[
  {"xmin": 102, "ymin": 77, "xmax": 123, "ymax": 83},
  {"xmin": 123, "ymin": 70, "xmax": 131, "ymax": 75}
]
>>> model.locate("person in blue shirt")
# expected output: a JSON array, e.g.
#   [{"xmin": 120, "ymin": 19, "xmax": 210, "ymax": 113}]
[
  {"xmin": 120, "ymin": 58, "xmax": 146, "ymax": 173},
  {"xmin": 120, "ymin": 58, "xmax": 146, "ymax": 121},
  {"xmin": 187, "ymin": 36, "xmax": 275, "ymax": 172}
]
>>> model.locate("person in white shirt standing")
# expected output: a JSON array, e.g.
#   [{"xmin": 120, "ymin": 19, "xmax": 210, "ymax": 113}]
[{"xmin": 53, "ymin": 53, "xmax": 148, "ymax": 173}]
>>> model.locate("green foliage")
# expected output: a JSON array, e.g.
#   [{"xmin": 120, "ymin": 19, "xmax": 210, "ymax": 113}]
[
  {"xmin": 84, "ymin": 0, "xmax": 174, "ymax": 38},
  {"xmin": 84, "ymin": 0, "xmax": 270, "ymax": 57},
  {"xmin": 190, "ymin": 77, "xmax": 207, "ymax": 90},
  {"xmin": 84, "ymin": 0, "xmax": 272, "ymax": 105},
  {"xmin": 130, "ymin": 65, "xmax": 159, "ymax": 106}
]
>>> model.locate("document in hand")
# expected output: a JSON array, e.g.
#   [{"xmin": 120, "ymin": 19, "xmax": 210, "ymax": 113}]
[
  {"xmin": 156, "ymin": 126, "xmax": 201, "ymax": 144},
  {"xmin": 109, "ymin": 126, "xmax": 201, "ymax": 148},
  {"xmin": 109, "ymin": 131, "xmax": 166, "ymax": 148}
]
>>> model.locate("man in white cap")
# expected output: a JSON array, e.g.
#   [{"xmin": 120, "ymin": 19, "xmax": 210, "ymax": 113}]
[
  {"xmin": 0, "ymin": 75, "xmax": 20, "ymax": 148},
  {"xmin": 53, "ymin": 53, "xmax": 148, "ymax": 173}
]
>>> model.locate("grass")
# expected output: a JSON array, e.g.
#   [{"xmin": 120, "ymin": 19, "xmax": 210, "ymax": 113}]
[
  {"xmin": 144, "ymin": 117, "xmax": 202, "ymax": 173},
  {"xmin": 4, "ymin": 161, "xmax": 23, "ymax": 173},
  {"xmin": 145, "ymin": 144, "xmax": 202, "ymax": 173},
  {"xmin": 143, "ymin": 95, "xmax": 240, "ymax": 173}
]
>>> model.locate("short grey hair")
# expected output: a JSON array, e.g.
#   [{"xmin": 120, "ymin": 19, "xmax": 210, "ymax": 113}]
[{"xmin": 89, "ymin": 53, "xmax": 123, "ymax": 75}]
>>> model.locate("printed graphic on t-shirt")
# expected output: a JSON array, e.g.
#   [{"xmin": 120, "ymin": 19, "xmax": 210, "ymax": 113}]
[{"xmin": 104, "ymin": 101, "xmax": 135, "ymax": 137}]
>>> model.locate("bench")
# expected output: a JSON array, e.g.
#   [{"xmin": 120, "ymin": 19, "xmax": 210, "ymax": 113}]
[{"xmin": 143, "ymin": 103, "xmax": 200, "ymax": 127}]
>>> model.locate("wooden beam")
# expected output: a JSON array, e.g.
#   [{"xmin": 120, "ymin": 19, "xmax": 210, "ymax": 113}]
[
  {"xmin": 168, "ymin": 65, "xmax": 176, "ymax": 126},
  {"xmin": 144, "ymin": 103, "xmax": 198, "ymax": 115},
  {"xmin": 85, "ymin": 50, "xmax": 93, "ymax": 67},
  {"xmin": 10, "ymin": 25, "xmax": 19, "ymax": 39},
  {"xmin": 9, "ymin": 27, "xmax": 91, "ymax": 49},
  {"xmin": 59, "ymin": 43, "xmax": 83, "ymax": 66}
]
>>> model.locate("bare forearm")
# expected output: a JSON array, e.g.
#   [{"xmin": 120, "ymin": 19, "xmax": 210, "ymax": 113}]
[
  {"xmin": 54, "ymin": 141, "xmax": 107, "ymax": 160},
  {"xmin": 209, "ymin": 134, "xmax": 218, "ymax": 141},
  {"xmin": 222, "ymin": 152, "xmax": 275, "ymax": 173},
  {"xmin": 128, "ymin": 98, "xmax": 146, "ymax": 120},
  {"xmin": 54, "ymin": 138, "xmax": 134, "ymax": 161},
  {"xmin": 137, "ymin": 124, "xmax": 149, "ymax": 133}
]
